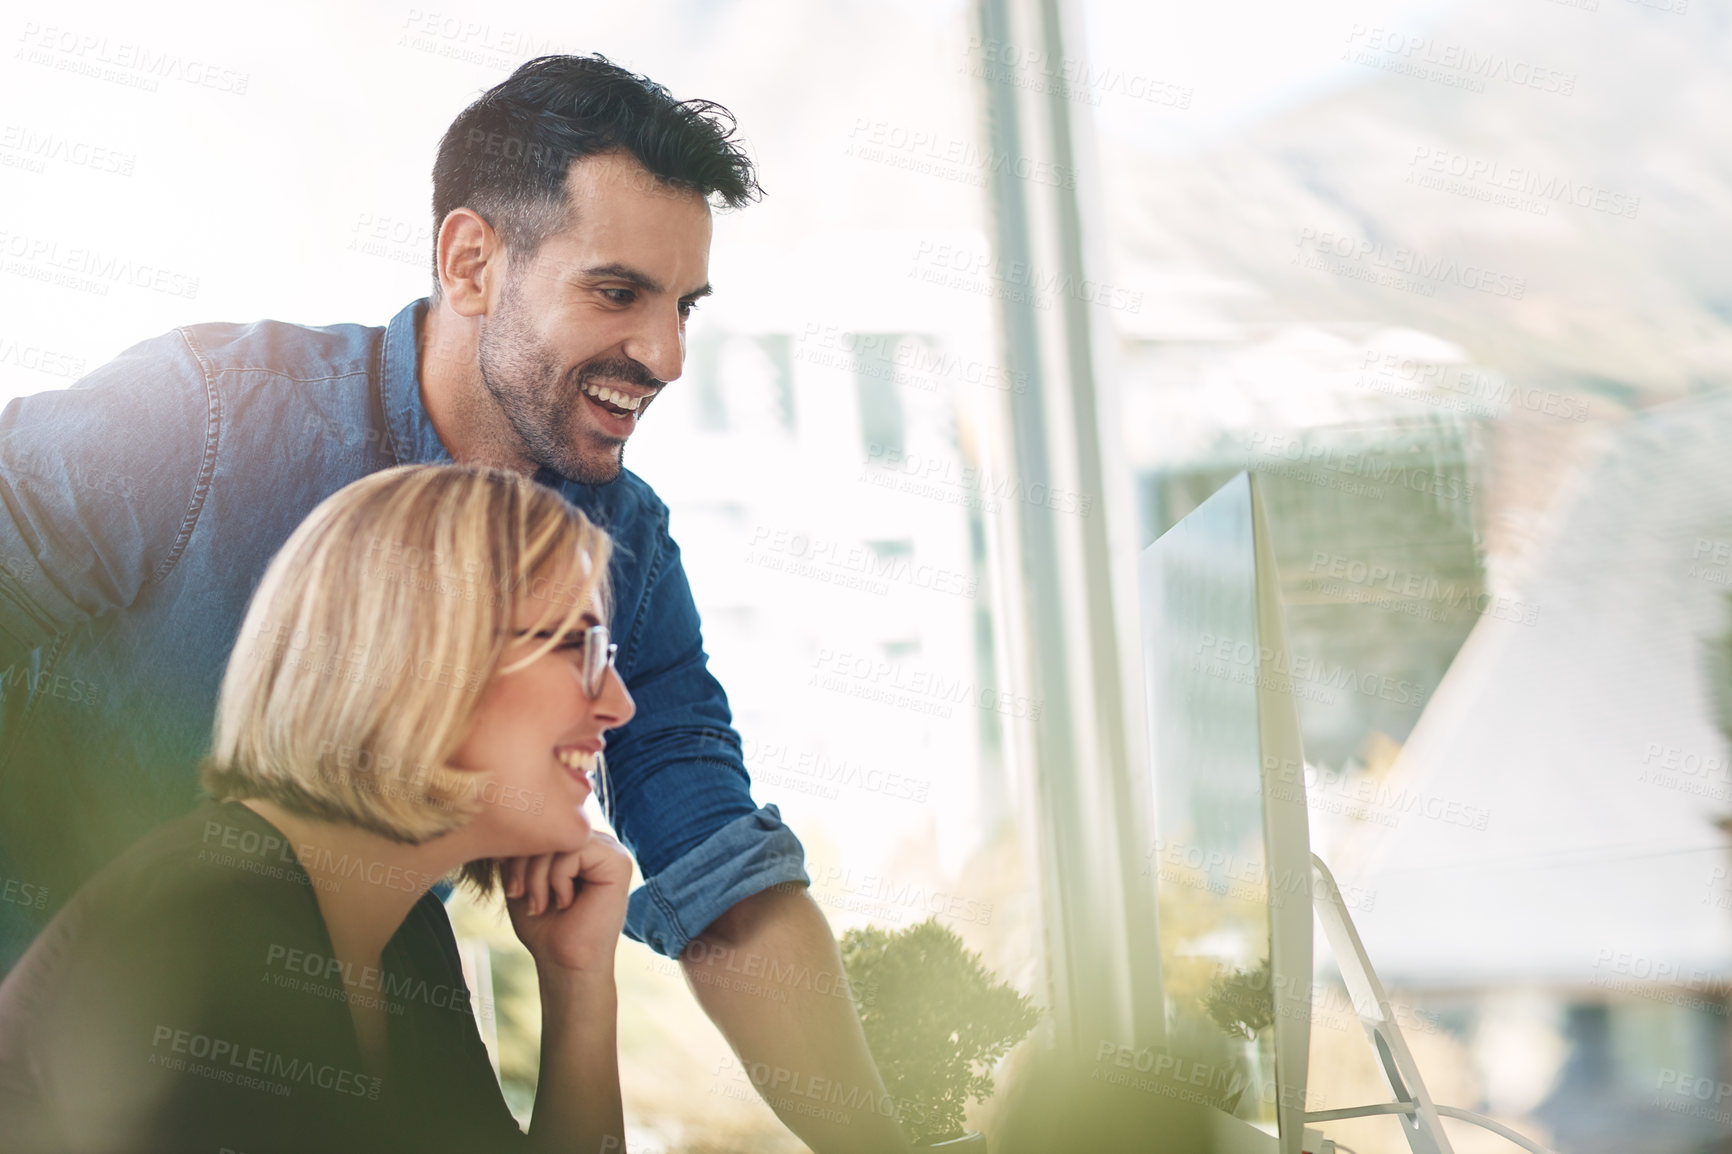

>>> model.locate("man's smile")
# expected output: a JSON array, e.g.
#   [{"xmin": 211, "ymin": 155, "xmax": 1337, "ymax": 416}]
[{"xmin": 579, "ymin": 379, "xmax": 654, "ymax": 414}]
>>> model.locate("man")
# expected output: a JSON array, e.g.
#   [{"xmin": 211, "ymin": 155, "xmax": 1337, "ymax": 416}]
[{"xmin": 0, "ymin": 55, "xmax": 908, "ymax": 1153}]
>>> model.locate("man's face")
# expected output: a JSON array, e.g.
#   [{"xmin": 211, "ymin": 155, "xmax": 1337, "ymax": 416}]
[{"xmin": 477, "ymin": 151, "xmax": 713, "ymax": 484}]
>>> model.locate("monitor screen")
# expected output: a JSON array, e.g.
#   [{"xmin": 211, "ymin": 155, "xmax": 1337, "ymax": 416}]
[{"xmin": 1139, "ymin": 472, "xmax": 1282, "ymax": 1132}]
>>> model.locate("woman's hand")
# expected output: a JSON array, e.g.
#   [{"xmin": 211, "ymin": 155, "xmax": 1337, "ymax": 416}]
[
  {"xmin": 504, "ymin": 832, "xmax": 634, "ymax": 974},
  {"xmin": 506, "ymin": 836, "xmax": 630, "ymax": 1154}
]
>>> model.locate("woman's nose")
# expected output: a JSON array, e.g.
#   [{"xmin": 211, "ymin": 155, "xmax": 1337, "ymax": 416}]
[{"xmin": 592, "ymin": 665, "xmax": 635, "ymax": 730}]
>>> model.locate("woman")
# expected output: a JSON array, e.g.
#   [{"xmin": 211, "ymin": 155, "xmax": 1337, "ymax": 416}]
[{"xmin": 0, "ymin": 464, "xmax": 636, "ymax": 1153}]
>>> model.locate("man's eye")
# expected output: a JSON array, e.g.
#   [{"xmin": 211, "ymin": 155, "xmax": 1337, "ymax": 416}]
[
  {"xmin": 678, "ymin": 299, "xmax": 700, "ymax": 317},
  {"xmin": 603, "ymin": 288, "xmax": 634, "ymax": 304}
]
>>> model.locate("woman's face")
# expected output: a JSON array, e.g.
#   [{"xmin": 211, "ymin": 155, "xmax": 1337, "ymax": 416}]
[{"xmin": 448, "ymin": 573, "xmax": 634, "ymax": 857}]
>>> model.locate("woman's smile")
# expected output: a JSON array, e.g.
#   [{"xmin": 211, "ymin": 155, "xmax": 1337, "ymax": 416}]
[{"xmin": 555, "ymin": 745, "xmax": 600, "ymax": 799}]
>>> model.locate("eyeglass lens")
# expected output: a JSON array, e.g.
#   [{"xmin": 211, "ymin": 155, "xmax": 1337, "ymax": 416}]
[{"xmin": 582, "ymin": 623, "xmax": 616, "ymax": 699}]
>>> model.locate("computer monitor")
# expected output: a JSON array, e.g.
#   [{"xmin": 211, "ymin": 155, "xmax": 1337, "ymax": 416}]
[
  {"xmin": 1138, "ymin": 471, "xmax": 1504, "ymax": 1154},
  {"xmin": 1137, "ymin": 471, "xmax": 1314, "ymax": 1154}
]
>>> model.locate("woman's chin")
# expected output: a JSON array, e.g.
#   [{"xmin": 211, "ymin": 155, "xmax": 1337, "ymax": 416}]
[
  {"xmin": 525, "ymin": 815, "xmax": 593, "ymax": 856},
  {"xmin": 484, "ymin": 805, "xmax": 594, "ymax": 861}
]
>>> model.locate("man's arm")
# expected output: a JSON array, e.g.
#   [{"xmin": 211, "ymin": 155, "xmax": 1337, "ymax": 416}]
[
  {"xmin": 597, "ymin": 500, "xmax": 907, "ymax": 1150},
  {"xmin": 0, "ymin": 328, "xmax": 210, "ymax": 652},
  {"xmin": 682, "ymin": 886, "xmax": 911, "ymax": 1154}
]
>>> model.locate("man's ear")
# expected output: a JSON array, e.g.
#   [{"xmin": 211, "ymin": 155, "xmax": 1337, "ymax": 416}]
[{"xmin": 436, "ymin": 208, "xmax": 504, "ymax": 318}]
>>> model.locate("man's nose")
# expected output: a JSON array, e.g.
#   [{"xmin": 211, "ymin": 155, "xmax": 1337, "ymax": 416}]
[{"xmin": 623, "ymin": 304, "xmax": 685, "ymax": 385}]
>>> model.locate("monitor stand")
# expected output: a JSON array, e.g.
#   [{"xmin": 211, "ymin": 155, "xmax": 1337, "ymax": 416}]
[
  {"xmin": 1307, "ymin": 854, "xmax": 1455, "ymax": 1154},
  {"xmin": 1158, "ymin": 842, "xmax": 1562, "ymax": 1154},
  {"xmin": 1306, "ymin": 856, "xmax": 1558, "ymax": 1154}
]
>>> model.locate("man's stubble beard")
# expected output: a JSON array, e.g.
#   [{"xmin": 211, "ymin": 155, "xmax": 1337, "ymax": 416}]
[{"xmin": 476, "ymin": 274, "xmax": 627, "ymax": 486}]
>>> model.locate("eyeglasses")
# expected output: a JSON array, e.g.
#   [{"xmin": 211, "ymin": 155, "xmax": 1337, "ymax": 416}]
[
  {"xmin": 592, "ymin": 749, "xmax": 614, "ymax": 826},
  {"xmin": 571, "ymin": 625, "xmax": 618, "ymax": 822},
  {"xmin": 572, "ymin": 623, "xmax": 619, "ymax": 701},
  {"xmin": 509, "ymin": 623, "xmax": 619, "ymax": 699},
  {"xmin": 510, "ymin": 622, "xmax": 619, "ymax": 823}
]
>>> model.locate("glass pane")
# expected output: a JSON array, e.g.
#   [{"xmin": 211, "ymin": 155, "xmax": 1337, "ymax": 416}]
[
  {"xmin": 1074, "ymin": 0, "xmax": 1732, "ymax": 1147},
  {"xmin": 0, "ymin": 3, "xmax": 1039, "ymax": 1147}
]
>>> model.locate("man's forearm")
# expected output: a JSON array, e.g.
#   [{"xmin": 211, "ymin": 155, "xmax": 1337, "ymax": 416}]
[
  {"xmin": 681, "ymin": 886, "xmax": 911, "ymax": 1153},
  {"xmin": 530, "ymin": 968, "xmax": 625, "ymax": 1154}
]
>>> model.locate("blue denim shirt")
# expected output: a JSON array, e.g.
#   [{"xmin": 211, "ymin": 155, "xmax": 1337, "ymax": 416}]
[{"xmin": 0, "ymin": 298, "xmax": 808, "ymax": 967}]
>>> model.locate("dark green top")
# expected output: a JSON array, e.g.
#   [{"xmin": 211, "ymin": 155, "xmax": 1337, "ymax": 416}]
[{"xmin": 0, "ymin": 799, "xmax": 528, "ymax": 1153}]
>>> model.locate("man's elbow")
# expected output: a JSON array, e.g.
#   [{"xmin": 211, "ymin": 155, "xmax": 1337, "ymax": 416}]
[{"xmin": 684, "ymin": 882, "xmax": 821, "ymax": 955}]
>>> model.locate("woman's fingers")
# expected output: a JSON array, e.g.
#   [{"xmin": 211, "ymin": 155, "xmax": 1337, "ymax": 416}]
[
  {"xmin": 580, "ymin": 832, "xmax": 634, "ymax": 887},
  {"xmin": 549, "ymin": 851, "xmax": 580, "ymax": 911},
  {"xmin": 525, "ymin": 852, "xmax": 555, "ymax": 916},
  {"xmin": 505, "ymin": 836, "xmax": 633, "ymax": 925}
]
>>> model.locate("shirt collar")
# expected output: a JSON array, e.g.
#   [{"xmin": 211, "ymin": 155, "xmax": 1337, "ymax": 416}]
[{"xmin": 380, "ymin": 297, "xmax": 454, "ymax": 467}]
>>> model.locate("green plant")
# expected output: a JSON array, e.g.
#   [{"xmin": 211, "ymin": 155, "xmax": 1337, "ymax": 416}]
[
  {"xmin": 840, "ymin": 917, "xmax": 1039, "ymax": 1146},
  {"xmin": 1202, "ymin": 956, "xmax": 1275, "ymax": 1041}
]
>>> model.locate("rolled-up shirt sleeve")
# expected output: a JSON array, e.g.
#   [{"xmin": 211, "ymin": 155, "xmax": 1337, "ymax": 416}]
[
  {"xmin": 626, "ymin": 804, "xmax": 809, "ymax": 959},
  {"xmin": 605, "ymin": 503, "xmax": 810, "ymax": 959}
]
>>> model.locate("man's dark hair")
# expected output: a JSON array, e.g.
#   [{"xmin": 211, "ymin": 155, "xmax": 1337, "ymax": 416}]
[{"xmin": 431, "ymin": 54, "xmax": 761, "ymax": 285}]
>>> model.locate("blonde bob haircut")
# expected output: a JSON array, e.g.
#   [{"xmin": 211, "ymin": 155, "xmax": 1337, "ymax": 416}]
[{"xmin": 202, "ymin": 464, "xmax": 612, "ymax": 877}]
